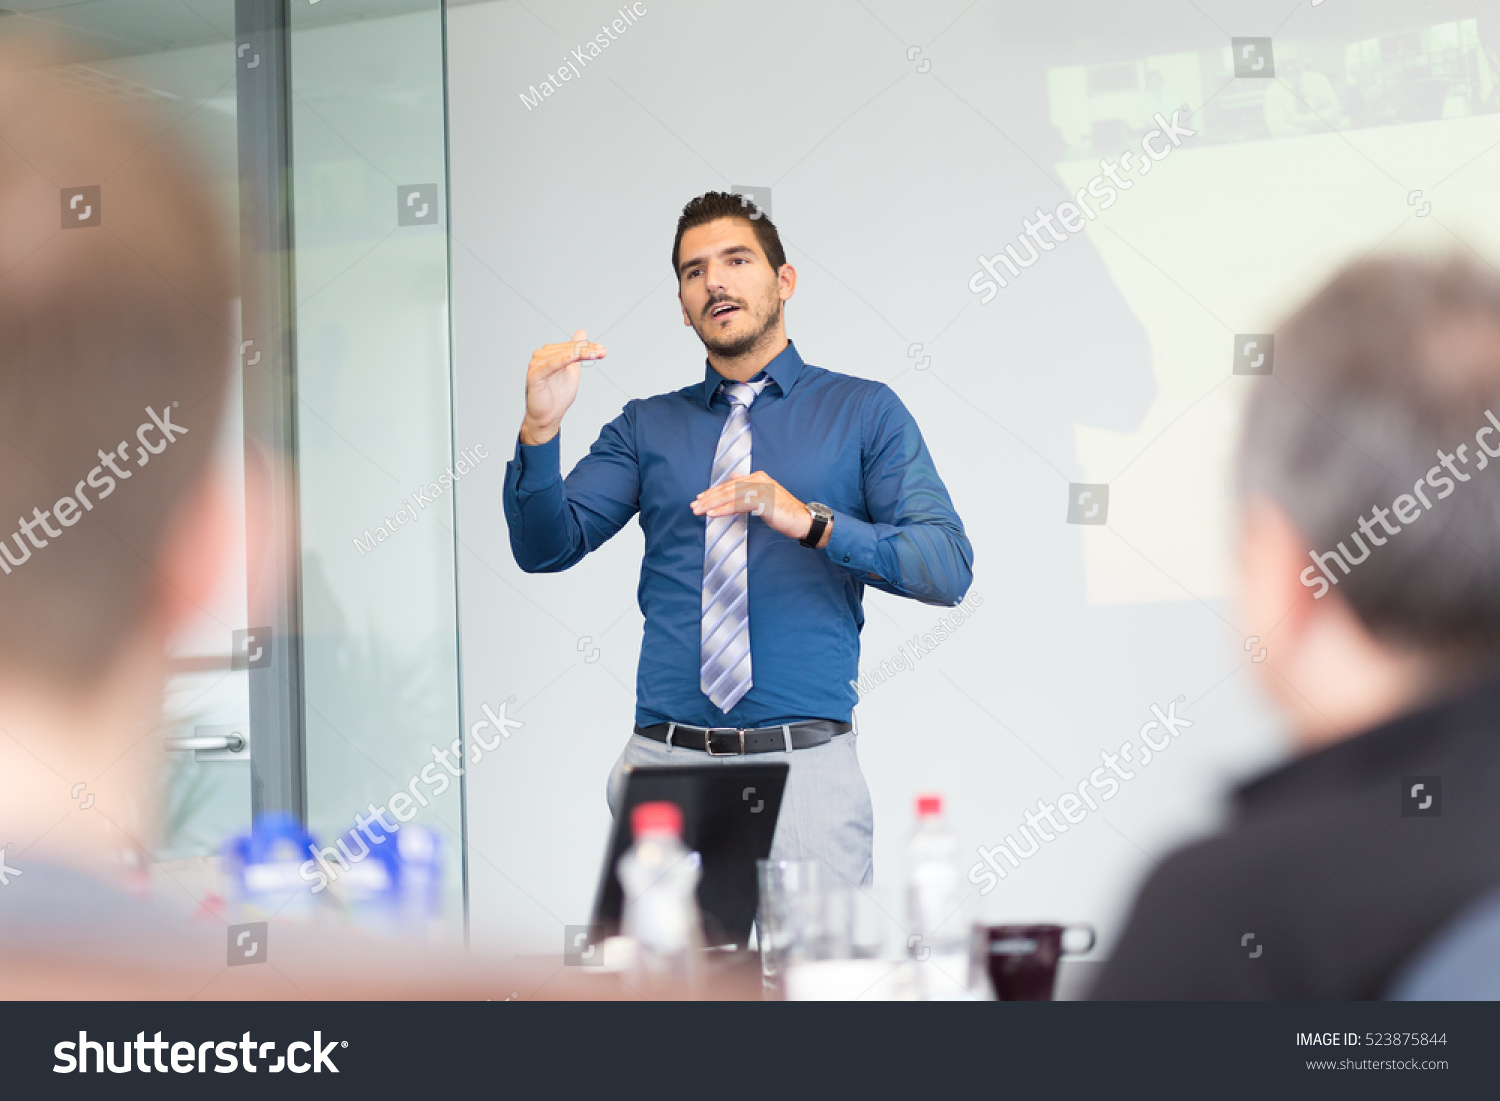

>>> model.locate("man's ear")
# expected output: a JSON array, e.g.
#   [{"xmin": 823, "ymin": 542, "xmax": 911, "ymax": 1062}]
[
  {"xmin": 679, "ymin": 290, "xmax": 692, "ymax": 327},
  {"xmin": 1238, "ymin": 494, "xmax": 1319, "ymax": 666},
  {"xmin": 1237, "ymin": 493, "xmax": 1439, "ymax": 748},
  {"xmin": 152, "ymin": 470, "xmax": 235, "ymax": 638},
  {"xmin": 777, "ymin": 262, "xmax": 796, "ymax": 304}
]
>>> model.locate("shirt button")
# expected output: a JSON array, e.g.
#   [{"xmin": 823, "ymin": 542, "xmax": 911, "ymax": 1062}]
[{"xmin": 843, "ymin": 555, "xmax": 850, "ymax": 562}]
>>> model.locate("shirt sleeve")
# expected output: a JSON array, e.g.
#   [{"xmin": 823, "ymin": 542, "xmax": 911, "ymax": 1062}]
[
  {"xmin": 501, "ymin": 407, "xmax": 641, "ymax": 573},
  {"xmin": 822, "ymin": 385, "xmax": 974, "ymax": 606}
]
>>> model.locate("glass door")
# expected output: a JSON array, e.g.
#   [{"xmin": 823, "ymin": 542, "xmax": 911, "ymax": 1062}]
[{"xmin": 1, "ymin": 0, "xmax": 465, "ymax": 939}]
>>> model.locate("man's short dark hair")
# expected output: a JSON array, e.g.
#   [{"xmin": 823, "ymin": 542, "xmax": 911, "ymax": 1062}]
[
  {"xmin": 1238, "ymin": 254, "xmax": 1500, "ymax": 660},
  {"xmin": 0, "ymin": 33, "xmax": 235, "ymax": 684},
  {"xmin": 671, "ymin": 191, "xmax": 786, "ymax": 278}
]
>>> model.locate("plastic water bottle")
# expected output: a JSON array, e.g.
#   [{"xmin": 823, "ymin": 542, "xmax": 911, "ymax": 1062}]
[
  {"xmin": 906, "ymin": 793, "xmax": 971, "ymax": 998},
  {"xmin": 395, "ymin": 825, "xmax": 443, "ymax": 934},
  {"xmin": 341, "ymin": 823, "xmax": 443, "ymax": 938},
  {"xmin": 222, "ymin": 811, "xmax": 321, "ymax": 923},
  {"xmin": 617, "ymin": 801, "xmax": 703, "ymax": 993}
]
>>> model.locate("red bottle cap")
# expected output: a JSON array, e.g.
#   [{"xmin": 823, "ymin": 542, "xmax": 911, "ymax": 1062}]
[
  {"xmin": 631, "ymin": 801, "xmax": 683, "ymax": 839},
  {"xmin": 917, "ymin": 794, "xmax": 943, "ymax": 816}
]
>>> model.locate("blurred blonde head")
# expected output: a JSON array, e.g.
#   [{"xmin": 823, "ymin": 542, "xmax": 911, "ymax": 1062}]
[{"xmin": 0, "ymin": 29, "xmax": 235, "ymax": 689}]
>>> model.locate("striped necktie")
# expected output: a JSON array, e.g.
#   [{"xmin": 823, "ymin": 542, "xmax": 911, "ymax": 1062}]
[{"xmin": 700, "ymin": 375, "xmax": 771, "ymax": 713}]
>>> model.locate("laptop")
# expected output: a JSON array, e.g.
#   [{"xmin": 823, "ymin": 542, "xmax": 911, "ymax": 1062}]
[{"xmin": 588, "ymin": 762, "xmax": 788, "ymax": 948}]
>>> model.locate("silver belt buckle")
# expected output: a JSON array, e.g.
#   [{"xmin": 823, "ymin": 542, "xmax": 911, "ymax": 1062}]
[{"xmin": 705, "ymin": 727, "xmax": 746, "ymax": 756}]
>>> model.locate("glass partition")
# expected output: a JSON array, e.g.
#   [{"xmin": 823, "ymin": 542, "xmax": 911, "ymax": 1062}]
[
  {"xmin": 1, "ymin": 0, "xmax": 465, "ymax": 936},
  {"xmin": 288, "ymin": 0, "xmax": 465, "ymax": 937}
]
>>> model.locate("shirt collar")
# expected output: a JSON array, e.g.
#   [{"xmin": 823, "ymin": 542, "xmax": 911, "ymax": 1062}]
[
  {"xmin": 1231, "ymin": 667, "xmax": 1500, "ymax": 820},
  {"xmin": 700, "ymin": 339, "xmax": 805, "ymax": 409}
]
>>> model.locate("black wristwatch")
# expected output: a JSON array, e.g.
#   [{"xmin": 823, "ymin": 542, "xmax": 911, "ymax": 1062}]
[{"xmin": 800, "ymin": 501, "xmax": 834, "ymax": 548}]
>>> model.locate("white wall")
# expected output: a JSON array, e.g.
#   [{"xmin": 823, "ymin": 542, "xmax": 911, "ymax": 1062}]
[{"xmin": 448, "ymin": 0, "xmax": 1500, "ymax": 956}]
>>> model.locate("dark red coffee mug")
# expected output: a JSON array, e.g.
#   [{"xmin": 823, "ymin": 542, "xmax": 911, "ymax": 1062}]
[{"xmin": 972, "ymin": 924, "xmax": 1096, "ymax": 1000}]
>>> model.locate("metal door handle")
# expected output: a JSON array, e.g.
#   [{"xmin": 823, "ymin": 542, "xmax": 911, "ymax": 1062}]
[
  {"xmin": 164, "ymin": 733, "xmax": 244, "ymax": 752},
  {"xmin": 164, "ymin": 725, "xmax": 249, "ymax": 761}
]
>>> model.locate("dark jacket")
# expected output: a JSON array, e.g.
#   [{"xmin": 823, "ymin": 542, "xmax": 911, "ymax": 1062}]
[{"xmin": 1092, "ymin": 672, "xmax": 1500, "ymax": 999}]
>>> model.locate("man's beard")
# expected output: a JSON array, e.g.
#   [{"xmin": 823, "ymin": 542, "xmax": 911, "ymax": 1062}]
[{"xmin": 697, "ymin": 296, "xmax": 781, "ymax": 360}]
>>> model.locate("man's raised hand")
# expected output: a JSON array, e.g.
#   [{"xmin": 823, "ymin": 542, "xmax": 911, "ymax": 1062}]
[{"xmin": 520, "ymin": 328, "xmax": 606, "ymax": 446}]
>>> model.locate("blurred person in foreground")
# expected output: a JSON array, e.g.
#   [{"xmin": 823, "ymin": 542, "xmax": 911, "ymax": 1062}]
[
  {"xmin": 1093, "ymin": 254, "xmax": 1500, "ymax": 1000},
  {"xmin": 0, "ymin": 29, "xmax": 239, "ymax": 981}
]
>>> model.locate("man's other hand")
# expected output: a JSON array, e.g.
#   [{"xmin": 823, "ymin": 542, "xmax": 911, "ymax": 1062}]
[
  {"xmin": 520, "ymin": 329, "xmax": 606, "ymax": 446},
  {"xmin": 691, "ymin": 471, "xmax": 831, "ymax": 548}
]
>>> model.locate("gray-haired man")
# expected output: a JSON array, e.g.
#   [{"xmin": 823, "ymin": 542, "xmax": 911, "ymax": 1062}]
[{"xmin": 1095, "ymin": 255, "xmax": 1500, "ymax": 999}]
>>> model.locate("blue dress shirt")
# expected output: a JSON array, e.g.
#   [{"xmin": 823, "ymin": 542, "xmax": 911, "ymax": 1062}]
[{"xmin": 502, "ymin": 339, "xmax": 973, "ymax": 728}]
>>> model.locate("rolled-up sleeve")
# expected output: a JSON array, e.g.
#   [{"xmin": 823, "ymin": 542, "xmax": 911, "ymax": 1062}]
[
  {"xmin": 823, "ymin": 386, "xmax": 972, "ymax": 606},
  {"xmin": 502, "ymin": 406, "xmax": 641, "ymax": 573}
]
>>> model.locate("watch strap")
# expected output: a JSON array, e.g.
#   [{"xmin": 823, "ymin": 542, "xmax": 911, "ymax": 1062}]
[{"xmin": 800, "ymin": 504, "xmax": 831, "ymax": 548}]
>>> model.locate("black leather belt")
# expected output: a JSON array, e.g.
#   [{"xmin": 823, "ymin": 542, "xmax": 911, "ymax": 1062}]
[{"xmin": 633, "ymin": 718, "xmax": 851, "ymax": 756}]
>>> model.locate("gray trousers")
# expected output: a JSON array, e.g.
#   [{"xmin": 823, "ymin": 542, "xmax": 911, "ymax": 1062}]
[{"xmin": 605, "ymin": 725, "xmax": 875, "ymax": 887}]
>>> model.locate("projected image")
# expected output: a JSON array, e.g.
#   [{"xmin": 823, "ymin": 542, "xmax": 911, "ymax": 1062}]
[
  {"xmin": 1050, "ymin": 17, "xmax": 1497, "ymax": 157},
  {"xmin": 1044, "ymin": 15, "xmax": 1500, "ymax": 606}
]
